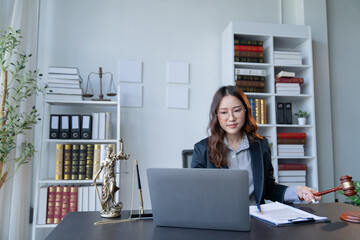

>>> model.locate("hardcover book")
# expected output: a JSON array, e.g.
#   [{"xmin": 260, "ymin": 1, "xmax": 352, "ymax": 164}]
[
  {"xmin": 234, "ymin": 57, "xmax": 264, "ymax": 63},
  {"xmin": 85, "ymin": 144, "xmax": 94, "ymax": 180},
  {"xmin": 276, "ymin": 71, "xmax": 295, "ymax": 78},
  {"xmin": 78, "ymin": 145, "xmax": 87, "ymax": 180},
  {"xmin": 234, "ymin": 68, "xmax": 266, "ymax": 76},
  {"xmin": 275, "ymin": 77, "xmax": 304, "ymax": 84},
  {"xmin": 69, "ymin": 186, "xmax": 78, "ymax": 212},
  {"xmin": 48, "ymin": 66, "xmax": 80, "ymax": 75},
  {"xmin": 239, "ymin": 86, "xmax": 265, "ymax": 93},
  {"xmin": 61, "ymin": 186, "xmax": 71, "ymax": 220},
  {"xmin": 236, "ymin": 80, "xmax": 265, "ymax": 88},
  {"xmin": 55, "ymin": 144, "xmax": 64, "ymax": 180},
  {"xmin": 234, "ymin": 50, "xmax": 264, "ymax": 58},
  {"xmin": 235, "ymin": 75, "xmax": 265, "ymax": 81},
  {"xmin": 93, "ymin": 144, "xmax": 101, "ymax": 179},
  {"xmin": 277, "ymin": 138, "xmax": 306, "ymax": 144},
  {"xmin": 63, "ymin": 145, "xmax": 72, "ymax": 180},
  {"xmin": 234, "ymin": 39, "xmax": 263, "ymax": 46},
  {"xmin": 278, "ymin": 163, "xmax": 307, "ymax": 170},
  {"xmin": 46, "ymin": 186, "xmax": 56, "ymax": 224},
  {"xmin": 277, "ymin": 132, "xmax": 307, "ymax": 139},
  {"xmin": 53, "ymin": 186, "xmax": 63, "ymax": 224},
  {"xmin": 71, "ymin": 144, "xmax": 80, "ymax": 180},
  {"xmin": 234, "ymin": 45, "xmax": 264, "ymax": 52}
]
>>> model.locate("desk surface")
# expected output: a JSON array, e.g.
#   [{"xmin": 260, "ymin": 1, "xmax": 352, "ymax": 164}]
[{"xmin": 46, "ymin": 203, "xmax": 359, "ymax": 240}]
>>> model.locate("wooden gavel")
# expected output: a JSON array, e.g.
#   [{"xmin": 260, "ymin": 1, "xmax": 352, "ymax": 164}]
[{"xmin": 314, "ymin": 175, "xmax": 356, "ymax": 196}]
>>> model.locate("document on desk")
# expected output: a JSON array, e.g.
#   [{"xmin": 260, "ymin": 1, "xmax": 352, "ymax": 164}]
[{"xmin": 249, "ymin": 202, "xmax": 329, "ymax": 226}]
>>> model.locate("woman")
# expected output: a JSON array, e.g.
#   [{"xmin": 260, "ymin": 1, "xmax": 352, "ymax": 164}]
[{"xmin": 191, "ymin": 86, "xmax": 321, "ymax": 204}]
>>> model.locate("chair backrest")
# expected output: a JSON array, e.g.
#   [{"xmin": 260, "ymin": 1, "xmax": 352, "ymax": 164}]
[{"xmin": 181, "ymin": 149, "xmax": 194, "ymax": 168}]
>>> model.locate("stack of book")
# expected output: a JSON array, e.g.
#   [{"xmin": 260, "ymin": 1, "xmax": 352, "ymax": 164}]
[
  {"xmin": 278, "ymin": 163, "xmax": 307, "ymax": 186},
  {"xmin": 234, "ymin": 68, "xmax": 266, "ymax": 93},
  {"xmin": 55, "ymin": 143, "xmax": 115, "ymax": 181},
  {"xmin": 275, "ymin": 71, "xmax": 301, "ymax": 95},
  {"xmin": 46, "ymin": 66, "xmax": 83, "ymax": 101},
  {"xmin": 234, "ymin": 38, "xmax": 264, "ymax": 63},
  {"xmin": 277, "ymin": 132, "xmax": 306, "ymax": 157},
  {"xmin": 248, "ymin": 98, "xmax": 267, "ymax": 124},
  {"xmin": 274, "ymin": 51, "xmax": 302, "ymax": 65}
]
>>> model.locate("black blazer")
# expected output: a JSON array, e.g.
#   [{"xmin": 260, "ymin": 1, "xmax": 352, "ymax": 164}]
[{"xmin": 191, "ymin": 137, "xmax": 288, "ymax": 204}]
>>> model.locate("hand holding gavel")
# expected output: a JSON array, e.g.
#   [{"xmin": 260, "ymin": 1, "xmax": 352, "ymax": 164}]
[{"xmin": 314, "ymin": 175, "xmax": 356, "ymax": 197}]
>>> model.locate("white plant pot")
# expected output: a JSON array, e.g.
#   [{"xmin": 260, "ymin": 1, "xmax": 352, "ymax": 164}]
[{"xmin": 298, "ymin": 118, "xmax": 306, "ymax": 125}]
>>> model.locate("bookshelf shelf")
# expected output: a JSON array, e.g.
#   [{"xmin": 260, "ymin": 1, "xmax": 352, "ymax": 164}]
[
  {"xmin": 32, "ymin": 88, "xmax": 121, "ymax": 240},
  {"xmin": 222, "ymin": 21, "xmax": 318, "ymax": 190}
]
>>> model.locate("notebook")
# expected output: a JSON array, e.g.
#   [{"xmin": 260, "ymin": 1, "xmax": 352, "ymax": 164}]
[{"xmin": 147, "ymin": 168, "xmax": 250, "ymax": 231}]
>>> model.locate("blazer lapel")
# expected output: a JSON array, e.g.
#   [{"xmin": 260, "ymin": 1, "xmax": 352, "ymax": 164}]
[{"xmin": 250, "ymin": 141, "xmax": 264, "ymax": 204}]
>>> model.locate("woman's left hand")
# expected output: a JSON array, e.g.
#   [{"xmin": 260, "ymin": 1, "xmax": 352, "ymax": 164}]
[{"xmin": 296, "ymin": 186, "xmax": 322, "ymax": 203}]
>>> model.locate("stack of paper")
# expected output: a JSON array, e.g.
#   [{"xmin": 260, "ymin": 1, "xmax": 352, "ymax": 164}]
[{"xmin": 250, "ymin": 201, "xmax": 328, "ymax": 226}]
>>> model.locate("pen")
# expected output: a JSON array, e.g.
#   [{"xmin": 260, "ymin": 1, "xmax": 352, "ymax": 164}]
[
  {"xmin": 135, "ymin": 160, "xmax": 144, "ymax": 215},
  {"xmin": 257, "ymin": 204, "xmax": 262, "ymax": 213}
]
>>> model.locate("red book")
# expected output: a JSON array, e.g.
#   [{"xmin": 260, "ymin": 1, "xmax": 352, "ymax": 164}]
[
  {"xmin": 277, "ymin": 132, "xmax": 306, "ymax": 139},
  {"xmin": 278, "ymin": 163, "xmax": 307, "ymax": 170},
  {"xmin": 69, "ymin": 186, "xmax": 78, "ymax": 212},
  {"xmin": 61, "ymin": 186, "xmax": 71, "ymax": 220},
  {"xmin": 46, "ymin": 186, "xmax": 56, "ymax": 224},
  {"xmin": 234, "ymin": 45, "xmax": 264, "ymax": 52},
  {"xmin": 275, "ymin": 77, "xmax": 304, "ymax": 84},
  {"xmin": 234, "ymin": 50, "xmax": 264, "ymax": 58},
  {"xmin": 53, "ymin": 186, "xmax": 63, "ymax": 224}
]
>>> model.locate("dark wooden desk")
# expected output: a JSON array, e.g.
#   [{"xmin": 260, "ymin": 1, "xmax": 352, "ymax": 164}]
[{"xmin": 46, "ymin": 203, "xmax": 359, "ymax": 240}]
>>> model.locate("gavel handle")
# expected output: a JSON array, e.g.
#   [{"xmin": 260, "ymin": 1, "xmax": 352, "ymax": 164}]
[{"xmin": 313, "ymin": 185, "xmax": 343, "ymax": 196}]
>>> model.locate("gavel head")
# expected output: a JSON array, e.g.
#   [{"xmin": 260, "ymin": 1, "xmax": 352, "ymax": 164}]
[{"xmin": 340, "ymin": 175, "xmax": 357, "ymax": 196}]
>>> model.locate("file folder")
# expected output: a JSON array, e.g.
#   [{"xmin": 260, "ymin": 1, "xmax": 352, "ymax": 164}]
[
  {"xmin": 284, "ymin": 102, "xmax": 292, "ymax": 124},
  {"xmin": 70, "ymin": 115, "xmax": 81, "ymax": 139},
  {"xmin": 81, "ymin": 115, "xmax": 92, "ymax": 139},
  {"xmin": 50, "ymin": 115, "xmax": 60, "ymax": 139},
  {"xmin": 60, "ymin": 115, "xmax": 70, "ymax": 139}
]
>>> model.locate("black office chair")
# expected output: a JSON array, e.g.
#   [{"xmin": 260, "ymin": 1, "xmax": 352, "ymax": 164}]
[{"xmin": 182, "ymin": 149, "xmax": 194, "ymax": 168}]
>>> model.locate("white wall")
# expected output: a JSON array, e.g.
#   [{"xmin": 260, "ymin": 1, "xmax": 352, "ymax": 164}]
[
  {"xmin": 35, "ymin": 0, "xmax": 338, "ymax": 210},
  {"xmin": 327, "ymin": 0, "xmax": 360, "ymax": 200},
  {"xmin": 37, "ymin": 0, "xmax": 283, "ymax": 210}
]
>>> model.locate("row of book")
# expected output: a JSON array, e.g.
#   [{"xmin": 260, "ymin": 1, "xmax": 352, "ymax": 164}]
[
  {"xmin": 248, "ymin": 98, "xmax": 267, "ymax": 124},
  {"xmin": 45, "ymin": 66, "xmax": 84, "ymax": 101},
  {"xmin": 277, "ymin": 132, "xmax": 306, "ymax": 157},
  {"xmin": 38, "ymin": 185, "xmax": 103, "ymax": 224},
  {"xmin": 234, "ymin": 68, "xmax": 266, "ymax": 93},
  {"xmin": 234, "ymin": 38, "xmax": 264, "ymax": 63},
  {"xmin": 55, "ymin": 143, "xmax": 115, "ymax": 181},
  {"xmin": 50, "ymin": 112, "xmax": 112, "ymax": 140},
  {"xmin": 278, "ymin": 163, "xmax": 307, "ymax": 186}
]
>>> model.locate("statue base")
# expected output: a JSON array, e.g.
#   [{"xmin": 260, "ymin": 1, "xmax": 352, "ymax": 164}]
[{"xmin": 100, "ymin": 202, "xmax": 123, "ymax": 218}]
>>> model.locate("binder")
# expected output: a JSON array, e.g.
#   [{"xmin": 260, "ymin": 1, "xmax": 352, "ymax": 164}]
[
  {"xmin": 50, "ymin": 115, "xmax": 60, "ymax": 139},
  {"xmin": 284, "ymin": 102, "xmax": 292, "ymax": 124},
  {"xmin": 60, "ymin": 115, "xmax": 70, "ymax": 139},
  {"xmin": 81, "ymin": 115, "xmax": 92, "ymax": 139},
  {"xmin": 276, "ymin": 102, "xmax": 284, "ymax": 124},
  {"xmin": 70, "ymin": 115, "xmax": 81, "ymax": 139}
]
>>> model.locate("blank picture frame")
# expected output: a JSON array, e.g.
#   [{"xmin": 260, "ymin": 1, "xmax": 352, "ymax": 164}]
[
  {"xmin": 166, "ymin": 86, "xmax": 189, "ymax": 109},
  {"xmin": 118, "ymin": 60, "xmax": 143, "ymax": 83},
  {"xmin": 120, "ymin": 84, "xmax": 143, "ymax": 107},
  {"xmin": 167, "ymin": 62, "xmax": 190, "ymax": 84}
]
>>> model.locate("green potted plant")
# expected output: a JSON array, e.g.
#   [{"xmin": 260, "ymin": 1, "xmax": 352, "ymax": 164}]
[
  {"xmin": 0, "ymin": 28, "xmax": 42, "ymax": 190},
  {"xmin": 339, "ymin": 180, "xmax": 360, "ymax": 206},
  {"xmin": 295, "ymin": 110, "xmax": 308, "ymax": 125}
]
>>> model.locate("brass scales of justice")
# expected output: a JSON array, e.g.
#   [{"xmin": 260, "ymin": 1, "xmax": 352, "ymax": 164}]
[{"xmin": 83, "ymin": 67, "xmax": 117, "ymax": 101}]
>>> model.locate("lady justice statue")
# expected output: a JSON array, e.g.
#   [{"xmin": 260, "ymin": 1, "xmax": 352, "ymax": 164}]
[{"xmin": 93, "ymin": 138, "xmax": 130, "ymax": 218}]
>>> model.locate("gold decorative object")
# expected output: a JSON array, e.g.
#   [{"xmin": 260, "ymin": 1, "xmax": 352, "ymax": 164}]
[{"xmin": 93, "ymin": 139, "xmax": 130, "ymax": 218}]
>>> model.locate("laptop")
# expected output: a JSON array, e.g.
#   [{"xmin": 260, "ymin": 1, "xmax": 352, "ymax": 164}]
[{"xmin": 146, "ymin": 168, "xmax": 250, "ymax": 231}]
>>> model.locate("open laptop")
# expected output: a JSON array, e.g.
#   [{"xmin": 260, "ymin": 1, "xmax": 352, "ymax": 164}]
[{"xmin": 147, "ymin": 168, "xmax": 250, "ymax": 231}]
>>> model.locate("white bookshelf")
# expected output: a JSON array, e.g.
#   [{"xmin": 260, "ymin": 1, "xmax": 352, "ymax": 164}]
[
  {"xmin": 221, "ymin": 21, "xmax": 318, "ymax": 190},
  {"xmin": 32, "ymin": 90, "xmax": 121, "ymax": 240}
]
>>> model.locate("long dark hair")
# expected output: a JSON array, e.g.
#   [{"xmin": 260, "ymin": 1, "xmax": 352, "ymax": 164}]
[{"xmin": 207, "ymin": 86, "xmax": 262, "ymax": 167}]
